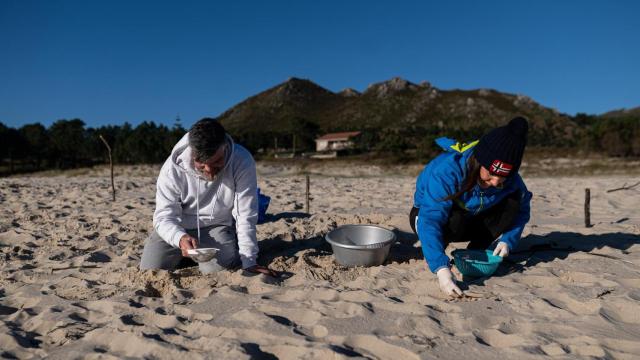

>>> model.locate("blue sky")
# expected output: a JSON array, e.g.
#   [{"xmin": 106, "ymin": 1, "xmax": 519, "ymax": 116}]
[{"xmin": 1, "ymin": 0, "xmax": 638, "ymax": 128}]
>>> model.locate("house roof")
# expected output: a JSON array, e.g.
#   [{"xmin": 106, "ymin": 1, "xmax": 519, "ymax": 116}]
[{"xmin": 315, "ymin": 131, "xmax": 361, "ymax": 141}]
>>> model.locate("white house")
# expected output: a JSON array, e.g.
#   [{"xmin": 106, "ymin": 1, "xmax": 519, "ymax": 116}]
[{"xmin": 315, "ymin": 131, "xmax": 361, "ymax": 152}]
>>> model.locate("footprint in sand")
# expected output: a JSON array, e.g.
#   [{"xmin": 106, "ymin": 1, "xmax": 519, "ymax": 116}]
[
  {"xmin": 627, "ymin": 289, "xmax": 640, "ymax": 302},
  {"xmin": 341, "ymin": 335, "xmax": 420, "ymax": 360},
  {"xmin": 232, "ymin": 309, "xmax": 269, "ymax": 327},
  {"xmin": 337, "ymin": 289, "xmax": 377, "ymax": 303},
  {"xmin": 311, "ymin": 325, "xmax": 328, "ymax": 338},
  {"xmin": 554, "ymin": 270, "xmax": 600, "ymax": 284},
  {"xmin": 82, "ymin": 328, "xmax": 191, "ymax": 358},
  {"xmin": 515, "ymin": 274, "xmax": 561, "ymax": 288},
  {"xmin": 493, "ymin": 320, "xmax": 538, "ymax": 337},
  {"xmin": 47, "ymin": 319, "xmax": 96, "ymax": 346},
  {"xmin": 567, "ymin": 344, "xmax": 607, "ymax": 358},
  {"xmin": 540, "ymin": 291, "xmax": 601, "ymax": 316},
  {"xmin": 256, "ymin": 304, "xmax": 322, "ymax": 327},
  {"xmin": 50, "ymin": 277, "xmax": 117, "ymax": 301},
  {"xmin": 86, "ymin": 251, "xmax": 111, "ymax": 263},
  {"xmin": 473, "ymin": 329, "xmax": 530, "ymax": 348},
  {"xmin": 599, "ymin": 298, "xmax": 640, "ymax": 324},
  {"xmin": 314, "ymin": 300, "xmax": 370, "ymax": 319},
  {"xmin": 119, "ymin": 314, "xmax": 145, "ymax": 326},
  {"xmin": 0, "ymin": 304, "xmax": 19, "ymax": 315},
  {"xmin": 271, "ymin": 288, "xmax": 340, "ymax": 302},
  {"xmin": 539, "ymin": 343, "xmax": 568, "ymax": 356}
]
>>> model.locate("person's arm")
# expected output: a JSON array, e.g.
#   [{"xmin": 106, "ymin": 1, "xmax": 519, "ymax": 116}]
[
  {"xmin": 153, "ymin": 163, "xmax": 188, "ymax": 248},
  {"xmin": 231, "ymin": 150, "xmax": 259, "ymax": 269},
  {"xmin": 415, "ymin": 168, "xmax": 458, "ymax": 273},
  {"xmin": 498, "ymin": 175, "xmax": 532, "ymax": 250}
]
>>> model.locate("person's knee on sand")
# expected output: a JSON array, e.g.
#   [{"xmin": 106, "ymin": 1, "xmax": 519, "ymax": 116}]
[
  {"xmin": 194, "ymin": 225, "xmax": 241, "ymax": 274},
  {"xmin": 197, "ymin": 255, "xmax": 240, "ymax": 274},
  {"xmin": 139, "ymin": 231, "xmax": 182, "ymax": 271},
  {"xmin": 140, "ymin": 225, "xmax": 241, "ymax": 273}
]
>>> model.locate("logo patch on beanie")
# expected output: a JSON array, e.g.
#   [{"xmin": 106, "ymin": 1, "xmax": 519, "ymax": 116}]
[{"xmin": 490, "ymin": 160, "xmax": 513, "ymax": 176}]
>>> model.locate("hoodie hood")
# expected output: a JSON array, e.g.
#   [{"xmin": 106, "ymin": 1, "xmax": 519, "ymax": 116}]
[
  {"xmin": 153, "ymin": 131, "xmax": 259, "ymax": 268},
  {"xmin": 170, "ymin": 133, "xmax": 235, "ymax": 181}
]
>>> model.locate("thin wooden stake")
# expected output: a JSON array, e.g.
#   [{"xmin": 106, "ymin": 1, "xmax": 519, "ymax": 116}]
[
  {"xmin": 99, "ymin": 135, "xmax": 116, "ymax": 202},
  {"xmin": 584, "ymin": 188, "xmax": 591, "ymax": 228},
  {"xmin": 305, "ymin": 174, "xmax": 310, "ymax": 214},
  {"xmin": 606, "ymin": 181, "xmax": 640, "ymax": 193}
]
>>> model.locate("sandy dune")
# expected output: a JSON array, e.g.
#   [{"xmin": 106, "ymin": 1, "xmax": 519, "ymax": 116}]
[{"xmin": 1, "ymin": 164, "xmax": 639, "ymax": 359}]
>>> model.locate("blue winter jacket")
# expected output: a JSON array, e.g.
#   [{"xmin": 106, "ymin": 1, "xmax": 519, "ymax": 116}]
[{"xmin": 413, "ymin": 141, "xmax": 532, "ymax": 273}]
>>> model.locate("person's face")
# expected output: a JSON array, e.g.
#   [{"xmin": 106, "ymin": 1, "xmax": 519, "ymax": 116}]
[
  {"xmin": 478, "ymin": 166, "xmax": 507, "ymax": 189},
  {"xmin": 193, "ymin": 145, "xmax": 226, "ymax": 181}
]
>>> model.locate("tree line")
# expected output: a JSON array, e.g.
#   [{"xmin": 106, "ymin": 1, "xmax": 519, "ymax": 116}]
[
  {"xmin": 573, "ymin": 113, "xmax": 640, "ymax": 157},
  {"xmin": 0, "ymin": 119, "xmax": 186, "ymax": 175},
  {"xmin": 1, "ymin": 113, "xmax": 639, "ymax": 175},
  {"xmin": 231, "ymin": 114, "xmax": 640, "ymax": 161}
]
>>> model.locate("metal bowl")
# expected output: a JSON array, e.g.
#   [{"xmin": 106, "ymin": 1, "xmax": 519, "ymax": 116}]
[
  {"xmin": 325, "ymin": 225, "xmax": 396, "ymax": 267},
  {"xmin": 186, "ymin": 247, "xmax": 219, "ymax": 262}
]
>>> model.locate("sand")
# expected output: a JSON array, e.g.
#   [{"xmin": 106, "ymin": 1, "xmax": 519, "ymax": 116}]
[{"xmin": 1, "ymin": 164, "xmax": 639, "ymax": 359}]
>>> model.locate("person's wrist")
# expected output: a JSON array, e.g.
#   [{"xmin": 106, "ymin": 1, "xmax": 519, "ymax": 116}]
[
  {"xmin": 170, "ymin": 231, "xmax": 187, "ymax": 248},
  {"xmin": 179, "ymin": 236, "xmax": 188, "ymax": 248},
  {"xmin": 179, "ymin": 235, "xmax": 196, "ymax": 249},
  {"xmin": 436, "ymin": 267, "xmax": 452, "ymax": 277}
]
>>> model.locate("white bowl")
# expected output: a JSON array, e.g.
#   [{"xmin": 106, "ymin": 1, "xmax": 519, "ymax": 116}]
[{"xmin": 186, "ymin": 248, "xmax": 219, "ymax": 262}]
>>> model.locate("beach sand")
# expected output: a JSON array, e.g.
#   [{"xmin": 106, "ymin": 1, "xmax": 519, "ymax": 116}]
[{"xmin": 1, "ymin": 163, "xmax": 639, "ymax": 359}]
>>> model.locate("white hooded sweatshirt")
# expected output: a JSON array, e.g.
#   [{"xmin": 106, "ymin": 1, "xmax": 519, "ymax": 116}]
[{"xmin": 153, "ymin": 133, "xmax": 259, "ymax": 269}]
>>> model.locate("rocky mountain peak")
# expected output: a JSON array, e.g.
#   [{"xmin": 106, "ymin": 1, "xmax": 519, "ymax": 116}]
[
  {"xmin": 277, "ymin": 77, "xmax": 332, "ymax": 96},
  {"xmin": 339, "ymin": 88, "xmax": 361, "ymax": 97},
  {"xmin": 365, "ymin": 77, "xmax": 420, "ymax": 98}
]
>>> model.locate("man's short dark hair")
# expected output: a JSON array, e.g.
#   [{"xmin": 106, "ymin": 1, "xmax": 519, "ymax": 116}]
[{"xmin": 189, "ymin": 118, "xmax": 227, "ymax": 162}]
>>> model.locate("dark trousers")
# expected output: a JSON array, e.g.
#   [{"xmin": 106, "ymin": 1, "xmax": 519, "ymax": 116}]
[{"xmin": 409, "ymin": 191, "xmax": 521, "ymax": 249}]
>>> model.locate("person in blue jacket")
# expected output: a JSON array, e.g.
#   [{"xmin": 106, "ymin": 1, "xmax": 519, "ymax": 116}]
[{"xmin": 410, "ymin": 117, "xmax": 532, "ymax": 297}]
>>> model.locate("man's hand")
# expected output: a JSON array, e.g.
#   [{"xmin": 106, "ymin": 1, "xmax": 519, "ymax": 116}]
[
  {"xmin": 436, "ymin": 267, "xmax": 463, "ymax": 298},
  {"xmin": 245, "ymin": 265, "xmax": 279, "ymax": 277},
  {"xmin": 493, "ymin": 242, "xmax": 510, "ymax": 258},
  {"xmin": 179, "ymin": 234, "xmax": 198, "ymax": 257}
]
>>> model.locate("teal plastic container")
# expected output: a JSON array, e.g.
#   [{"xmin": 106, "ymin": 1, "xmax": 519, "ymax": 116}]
[{"xmin": 452, "ymin": 249, "xmax": 503, "ymax": 277}]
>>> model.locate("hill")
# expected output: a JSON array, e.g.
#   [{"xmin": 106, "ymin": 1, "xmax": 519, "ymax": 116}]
[{"xmin": 218, "ymin": 77, "xmax": 581, "ymax": 154}]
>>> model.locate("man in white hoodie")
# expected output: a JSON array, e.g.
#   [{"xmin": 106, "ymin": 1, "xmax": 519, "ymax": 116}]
[{"xmin": 140, "ymin": 118, "xmax": 276, "ymax": 275}]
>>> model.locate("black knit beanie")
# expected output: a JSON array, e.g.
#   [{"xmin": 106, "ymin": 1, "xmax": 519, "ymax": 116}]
[{"xmin": 473, "ymin": 117, "xmax": 529, "ymax": 177}]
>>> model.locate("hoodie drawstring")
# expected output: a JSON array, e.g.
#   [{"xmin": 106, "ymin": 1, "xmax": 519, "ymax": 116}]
[
  {"xmin": 197, "ymin": 175, "xmax": 225, "ymax": 246},
  {"xmin": 210, "ymin": 178, "xmax": 222, "ymax": 221},
  {"xmin": 196, "ymin": 179, "xmax": 201, "ymax": 244}
]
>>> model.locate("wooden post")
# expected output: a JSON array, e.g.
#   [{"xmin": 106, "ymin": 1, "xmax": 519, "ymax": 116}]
[
  {"xmin": 584, "ymin": 188, "xmax": 591, "ymax": 228},
  {"xmin": 305, "ymin": 174, "xmax": 310, "ymax": 214},
  {"xmin": 99, "ymin": 135, "xmax": 116, "ymax": 202}
]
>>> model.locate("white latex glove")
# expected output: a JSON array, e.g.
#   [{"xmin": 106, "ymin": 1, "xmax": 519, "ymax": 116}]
[
  {"xmin": 493, "ymin": 241, "xmax": 510, "ymax": 257},
  {"xmin": 436, "ymin": 267, "xmax": 463, "ymax": 298}
]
